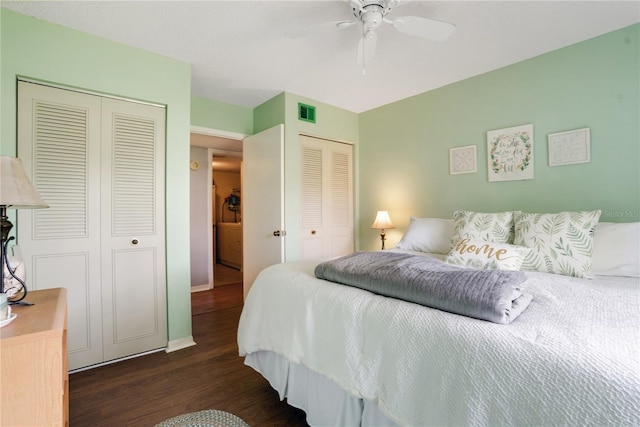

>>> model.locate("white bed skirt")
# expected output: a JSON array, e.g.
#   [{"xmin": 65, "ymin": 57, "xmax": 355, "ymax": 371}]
[{"xmin": 245, "ymin": 351, "xmax": 399, "ymax": 427}]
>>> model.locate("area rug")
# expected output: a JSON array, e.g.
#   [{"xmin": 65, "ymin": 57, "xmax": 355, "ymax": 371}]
[{"xmin": 155, "ymin": 409, "xmax": 250, "ymax": 427}]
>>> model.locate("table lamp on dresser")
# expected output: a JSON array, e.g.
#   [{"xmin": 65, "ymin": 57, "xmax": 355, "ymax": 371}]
[{"xmin": 0, "ymin": 156, "xmax": 48, "ymax": 304}]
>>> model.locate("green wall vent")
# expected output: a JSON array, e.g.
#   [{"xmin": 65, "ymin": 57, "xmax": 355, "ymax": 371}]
[{"xmin": 298, "ymin": 103, "xmax": 316, "ymax": 123}]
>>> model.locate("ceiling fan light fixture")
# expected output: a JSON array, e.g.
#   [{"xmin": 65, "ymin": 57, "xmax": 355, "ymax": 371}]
[
  {"xmin": 361, "ymin": 5, "xmax": 384, "ymax": 30},
  {"xmin": 288, "ymin": 0, "xmax": 456, "ymax": 70}
]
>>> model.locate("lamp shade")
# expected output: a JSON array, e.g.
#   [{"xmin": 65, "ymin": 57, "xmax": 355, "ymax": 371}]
[
  {"xmin": 0, "ymin": 156, "xmax": 48, "ymax": 208},
  {"xmin": 371, "ymin": 210, "xmax": 394, "ymax": 229}
]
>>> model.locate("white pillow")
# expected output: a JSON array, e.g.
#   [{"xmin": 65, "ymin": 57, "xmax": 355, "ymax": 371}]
[
  {"xmin": 514, "ymin": 210, "xmax": 601, "ymax": 278},
  {"xmin": 592, "ymin": 222, "xmax": 640, "ymax": 277},
  {"xmin": 445, "ymin": 238, "xmax": 531, "ymax": 271},
  {"xmin": 395, "ymin": 217, "xmax": 454, "ymax": 254}
]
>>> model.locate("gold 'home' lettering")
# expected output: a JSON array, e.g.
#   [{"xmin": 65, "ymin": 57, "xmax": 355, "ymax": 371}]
[{"xmin": 454, "ymin": 239, "xmax": 515, "ymax": 261}]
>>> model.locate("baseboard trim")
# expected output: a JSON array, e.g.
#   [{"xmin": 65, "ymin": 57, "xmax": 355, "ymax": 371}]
[
  {"xmin": 191, "ymin": 283, "xmax": 212, "ymax": 293},
  {"xmin": 166, "ymin": 336, "xmax": 197, "ymax": 353},
  {"xmin": 70, "ymin": 347, "xmax": 166, "ymax": 374}
]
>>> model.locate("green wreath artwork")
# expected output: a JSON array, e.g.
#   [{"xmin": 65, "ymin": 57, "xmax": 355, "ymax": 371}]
[{"xmin": 489, "ymin": 130, "xmax": 532, "ymax": 175}]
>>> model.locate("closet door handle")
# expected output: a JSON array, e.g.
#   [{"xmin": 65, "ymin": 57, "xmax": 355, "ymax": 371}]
[
  {"xmin": 273, "ymin": 231, "xmax": 281, "ymax": 237},
  {"xmin": 131, "ymin": 238, "xmax": 139, "ymax": 246}
]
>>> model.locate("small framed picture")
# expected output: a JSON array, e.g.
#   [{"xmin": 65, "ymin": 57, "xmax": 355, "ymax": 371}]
[
  {"xmin": 487, "ymin": 124, "xmax": 534, "ymax": 182},
  {"xmin": 548, "ymin": 128, "xmax": 591, "ymax": 166},
  {"xmin": 449, "ymin": 145, "xmax": 477, "ymax": 175}
]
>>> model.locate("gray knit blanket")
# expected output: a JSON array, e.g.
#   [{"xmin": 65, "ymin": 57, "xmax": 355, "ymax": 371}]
[{"xmin": 314, "ymin": 251, "xmax": 532, "ymax": 324}]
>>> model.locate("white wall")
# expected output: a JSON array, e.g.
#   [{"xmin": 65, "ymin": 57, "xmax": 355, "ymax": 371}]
[{"xmin": 189, "ymin": 146, "xmax": 211, "ymax": 287}]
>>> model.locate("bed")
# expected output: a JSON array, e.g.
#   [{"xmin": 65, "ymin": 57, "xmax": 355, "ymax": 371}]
[{"xmin": 237, "ymin": 211, "xmax": 640, "ymax": 426}]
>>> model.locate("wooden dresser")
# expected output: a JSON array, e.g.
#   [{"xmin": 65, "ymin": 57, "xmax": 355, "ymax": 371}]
[{"xmin": 0, "ymin": 288, "xmax": 68, "ymax": 426}]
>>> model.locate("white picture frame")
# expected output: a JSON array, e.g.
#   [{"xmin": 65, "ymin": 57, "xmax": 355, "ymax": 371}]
[
  {"xmin": 487, "ymin": 124, "xmax": 534, "ymax": 182},
  {"xmin": 548, "ymin": 127, "xmax": 591, "ymax": 166},
  {"xmin": 449, "ymin": 145, "xmax": 477, "ymax": 175}
]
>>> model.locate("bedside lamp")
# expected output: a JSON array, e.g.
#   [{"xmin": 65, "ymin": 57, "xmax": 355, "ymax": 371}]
[
  {"xmin": 371, "ymin": 210, "xmax": 394, "ymax": 250},
  {"xmin": 0, "ymin": 156, "xmax": 48, "ymax": 304}
]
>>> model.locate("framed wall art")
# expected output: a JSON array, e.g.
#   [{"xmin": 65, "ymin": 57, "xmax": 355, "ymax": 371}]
[
  {"xmin": 487, "ymin": 124, "xmax": 534, "ymax": 182},
  {"xmin": 449, "ymin": 145, "xmax": 477, "ymax": 175},
  {"xmin": 548, "ymin": 127, "xmax": 590, "ymax": 166}
]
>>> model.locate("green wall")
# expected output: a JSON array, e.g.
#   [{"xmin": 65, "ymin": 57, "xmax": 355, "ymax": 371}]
[
  {"xmin": 359, "ymin": 24, "xmax": 640, "ymax": 250},
  {"xmin": 191, "ymin": 95, "xmax": 253, "ymax": 135},
  {"xmin": 253, "ymin": 92, "xmax": 286, "ymax": 133},
  {"xmin": 1, "ymin": 9, "xmax": 194, "ymax": 345}
]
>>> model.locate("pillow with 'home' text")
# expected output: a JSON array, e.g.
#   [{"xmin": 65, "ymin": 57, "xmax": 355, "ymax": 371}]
[{"xmin": 445, "ymin": 238, "xmax": 530, "ymax": 271}]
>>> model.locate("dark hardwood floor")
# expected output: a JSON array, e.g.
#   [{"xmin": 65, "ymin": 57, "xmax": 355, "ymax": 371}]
[
  {"xmin": 69, "ymin": 275, "xmax": 309, "ymax": 426},
  {"xmin": 213, "ymin": 263, "xmax": 243, "ymax": 287}
]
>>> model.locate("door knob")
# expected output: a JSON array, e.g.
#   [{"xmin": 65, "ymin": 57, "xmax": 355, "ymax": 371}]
[
  {"xmin": 311, "ymin": 230, "xmax": 316, "ymax": 235},
  {"xmin": 131, "ymin": 238, "xmax": 139, "ymax": 246}
]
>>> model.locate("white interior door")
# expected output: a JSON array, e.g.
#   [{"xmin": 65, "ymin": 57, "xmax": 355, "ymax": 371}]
[{"xmin": 242, "ymin": 124, "xmax": 284, "ymax": 298}]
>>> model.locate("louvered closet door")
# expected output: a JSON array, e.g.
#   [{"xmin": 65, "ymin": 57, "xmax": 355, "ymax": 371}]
[
  {"xmin": 301, "ymin": 137, "xmax": 325, "ymax": 259},
  {"xmin": 17, "ymin": 82, "xmax": 167, "ymax": 370},
  {"xmin": 300, "ymin": 135, "xmax": 353, "ymax": 260},
  {"xmin": 17, "ymin": 81, "xmax": 104, "ymax": 370},
  {"xmin": 100, "ymin": 98, "xmax": 167, "ymax": 361},
  {"xmin": 328, "ymin": 142, "xmax": 353, "ymax": 256}
]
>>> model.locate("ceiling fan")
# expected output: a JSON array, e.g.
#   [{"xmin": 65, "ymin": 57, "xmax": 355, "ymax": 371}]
[{"xmin": 287, "ymin": 0, "xmax": 456, "ymax": 70}]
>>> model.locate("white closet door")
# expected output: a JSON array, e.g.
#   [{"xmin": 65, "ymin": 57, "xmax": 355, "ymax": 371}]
[
  {"xmin": 301, "ymin": 137, "xmax": 326, "ymax": 259},
  {"xmin": 100, "ymin": 98, "xmax": 167, "ymax": 361},
  {"xmin": 328, "ymin": 142, "xmax": 354, "ymax": 256},
  {"xmin": 300, "ymin": 135, "xmax": 353, "ymax": 260},
  {"xmin": 18, "ymin": 82, "xmax": 167, "ymax": 370},
  {"xmin": 17, "ymin": 81, "xmax": 104, "ymax": 370}
]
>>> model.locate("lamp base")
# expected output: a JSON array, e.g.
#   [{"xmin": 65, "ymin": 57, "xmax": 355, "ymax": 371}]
[
  {"xmin": 1, "ymin": 206, "xmax": 28, "ymax": 303},
  {"xmin": 379, "ymin": 229, "xmax": 386, "ymax": 250}
]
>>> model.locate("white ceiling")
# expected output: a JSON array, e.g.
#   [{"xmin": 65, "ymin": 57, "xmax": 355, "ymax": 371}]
[{"xmin": 2, "ymin": 1, "xmax": 639, "ymax": 113}]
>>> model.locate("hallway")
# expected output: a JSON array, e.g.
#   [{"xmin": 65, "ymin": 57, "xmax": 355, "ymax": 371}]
[{"xmin": 214, "ymin": 263, "xmax": 242, "ymax": 286}]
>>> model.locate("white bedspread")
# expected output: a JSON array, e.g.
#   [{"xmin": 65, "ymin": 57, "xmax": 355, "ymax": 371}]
[{"xmin": 237, "ymin": 256, "xmax": 640, "ymax": 426}]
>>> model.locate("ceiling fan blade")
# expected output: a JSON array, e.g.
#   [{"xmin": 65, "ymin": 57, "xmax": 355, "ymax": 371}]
[
  {"xmin": 336, "ymin": 20, "xmax": 360, "ymax": 30},
  {"xmin": 391, "ymin": 15, "xmax": 455, "ymax": 41},
  {"xmin": 346, "ymin": 0, "xmax": 364, "ymax": 13},
  {"xmin": 285, "ymin": 20, "xmax": 355, "ymax": 39},
  {"xmin": 357, "ymin": 31, "xmax": 377, "ymax": 65}
]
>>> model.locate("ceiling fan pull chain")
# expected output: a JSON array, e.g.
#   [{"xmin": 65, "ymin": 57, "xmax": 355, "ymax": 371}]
[{"xmin": 361, "ymin": 26, "xmax": 367, "ymax": 76}]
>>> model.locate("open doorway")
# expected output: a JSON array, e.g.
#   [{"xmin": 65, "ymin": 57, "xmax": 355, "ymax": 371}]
[
  {"xmin": 211, "ymin": 154, "xmax": 242, "ymax": 287},
  {"xmin": 189, "ymin": 129, "xmax": 244, "ymax": 304}
]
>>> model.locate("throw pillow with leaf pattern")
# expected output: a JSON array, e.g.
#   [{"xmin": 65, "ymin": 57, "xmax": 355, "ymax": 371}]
[
  {"xmin": 513, "ymin": 210, "xmax": 601, "ymax": 278},
  {"xmin": 451, "ymin": 210, "xmax": 518, "ymax": 245}
]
